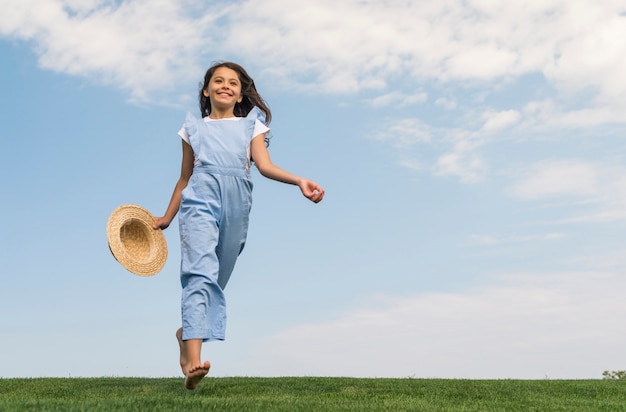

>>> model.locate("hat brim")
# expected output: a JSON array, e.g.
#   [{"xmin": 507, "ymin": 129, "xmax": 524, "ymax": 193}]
[{"xmin": 106, "ymin": 204, "xmax": 168, "ymax": 276}]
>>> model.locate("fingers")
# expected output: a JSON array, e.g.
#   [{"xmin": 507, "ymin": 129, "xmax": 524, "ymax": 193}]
[
  {"xmin": 152, "ymin": 217, "xmax": 170, "ymax": 230},
  {"xmin": 309, "ymin": 190, "xmax": 324, "ymax": 203},
  {"xmin": 304, "ymin": 182, "xmax": 325, "ymax": 203}
]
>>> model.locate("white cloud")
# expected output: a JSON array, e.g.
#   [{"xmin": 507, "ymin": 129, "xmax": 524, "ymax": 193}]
[
  {"xmin": 2, "ymin": 0, "xmax": 625, "ymax": 185},
  {"xmin": 0, "ymin": 0, "xmax": 221, "ymax": 101},
  {"xmin": 508, "ymin": 159, "xmax": 626, "ymax": 222},
  {"xmin": 242, "ymin": 270, "xmax": 626, "ymax": 378},
  {"xmin": 543, "ymin": 2, "xmax": 626, "ymax": 106},
  {"xmin": 481, "ymin": 110, "xmax": 521, "ymax": 132},
  {"xmin": 369, "ymin": 118, "xmax": 432, "ymax": 148},
  {"xmin": 509, "ymin": 159, "xmax": 599, "ymax": 200},
  {"xmin": 435, "ymin": 97, "xmax": 458, "ymax": 110},
  {"xmin": 366, "ymin": 91, "xmax": 428, "ymax": 108},
  {"xmin": 434, "ymin": 150, "xmax": 487, "ymax": 184},
  {"xmin": 2, "ymin": 0, "xmax": 625, "ymax": 108},
  {"xmin": 226, "ymin": 0, "xmax": 626, "ymax": 107},
  {"xmin": 432, "ymin": 128, "xmax": 489, "ymax": 184},
  {"xmin": 566, "ymin": 173, "xmax": 626, "ymax": 222},
  {"xmin": 521, "ymin": 99, "xmax": 626, "ymax": 130}
]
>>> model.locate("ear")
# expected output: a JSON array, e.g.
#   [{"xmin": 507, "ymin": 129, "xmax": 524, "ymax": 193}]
[
  {"xmin": 237, "ymin": 94, "xmax": 243, "ymax": 103},
  {"xmin": 203, "ymin": 88, "xmax": 210, "ymax": 98}
]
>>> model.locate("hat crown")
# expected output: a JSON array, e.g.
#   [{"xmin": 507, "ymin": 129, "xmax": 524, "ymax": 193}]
[{"xmin": 120, "ymin": 218, "xmax": 153, "ymax": 263}]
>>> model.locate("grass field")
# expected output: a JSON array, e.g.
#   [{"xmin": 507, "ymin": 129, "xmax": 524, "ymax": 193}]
[{"xmin": 1, "ymin": 377, "xmax": 625, "ymax": 411}]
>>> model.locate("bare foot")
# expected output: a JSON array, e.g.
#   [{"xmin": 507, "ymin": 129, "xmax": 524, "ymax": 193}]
[
  {"xmin": 176, "ymin": 328, "xmax": 187, "ymax": 375},
  {"xmin": 185, "ymin": 361, "xmax": 211, "ymax": 390}
]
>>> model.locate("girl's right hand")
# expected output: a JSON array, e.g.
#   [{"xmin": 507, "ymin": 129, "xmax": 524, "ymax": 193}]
[{"xmin": 152, "ymin": 216, "xmax": 171, "ymax": 230}]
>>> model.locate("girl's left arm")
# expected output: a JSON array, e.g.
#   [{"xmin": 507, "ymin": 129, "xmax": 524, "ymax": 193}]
[{"xmin": 250, "ymin": 134, "xmax": 325, "ymax": 203}]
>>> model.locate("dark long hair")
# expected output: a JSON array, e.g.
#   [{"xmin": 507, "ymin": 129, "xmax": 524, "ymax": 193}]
[{"xmin": 199, "ymin": 62, "xmax": 272, "ymax": 145}]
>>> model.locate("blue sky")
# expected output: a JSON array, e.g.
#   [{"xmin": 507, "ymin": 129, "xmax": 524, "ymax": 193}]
[{"xmin": 1, "ymin": 0, "xmax": 626, "ymax": 379}]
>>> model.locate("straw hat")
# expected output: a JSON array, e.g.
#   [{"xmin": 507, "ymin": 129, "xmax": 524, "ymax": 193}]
[{"xmin": 106, "ymin": 204, "xmax": 168, "ymax": 276}]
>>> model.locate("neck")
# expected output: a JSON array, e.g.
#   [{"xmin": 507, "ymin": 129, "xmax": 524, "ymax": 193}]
[{"xmin": 209, "ymin": 107, "xmax": 235, "ymax": 119}]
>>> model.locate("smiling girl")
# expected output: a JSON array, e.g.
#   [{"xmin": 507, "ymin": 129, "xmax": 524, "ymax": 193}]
[{"xmin": 152, "ymin": 62, "xmax": 324, "ymax": 389}]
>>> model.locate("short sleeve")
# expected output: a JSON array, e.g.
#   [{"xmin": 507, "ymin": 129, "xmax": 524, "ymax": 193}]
[
  {"xmin": 178, "ymin": 124, "xmax": 190, "ymax": 144},
  {"xmin": 253, "ymin": 119, "xmax": 270, "ymax": 138},
  {"xmin": 247, "ymin": 106, "xmax": 269, "ymax": 138},
  {"xmin": 178, "ymin": 112, "xmax": 198, "ymax": 144}
]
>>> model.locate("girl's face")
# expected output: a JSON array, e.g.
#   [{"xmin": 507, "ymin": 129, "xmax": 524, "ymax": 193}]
[{"xmin": 203, "ymin": 66, "xmax": 243, "ymax": 113}]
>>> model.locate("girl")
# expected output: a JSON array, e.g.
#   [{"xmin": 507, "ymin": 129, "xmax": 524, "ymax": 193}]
[{"xmin": 153, "ymin": 62, "xmax": 324, "ymax": 390}]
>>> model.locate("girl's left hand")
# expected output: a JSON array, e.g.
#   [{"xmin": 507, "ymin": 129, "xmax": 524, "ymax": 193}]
[{"xmin": 299, "ymin": 179, "xmax": 325, "ymax": 203}]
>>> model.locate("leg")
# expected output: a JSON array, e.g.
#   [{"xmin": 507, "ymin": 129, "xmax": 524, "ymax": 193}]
[
  {"xmin": 176, "ymin": 328, "xmax": 211, "ymax": 390},
  {"xmin": 179, "ymin": 176, "xmax": 228, "ymax": 342},
  {"xmin": 176, "ymin": 178, "xmax": 221, "ymax": 390},
  {"xmin": 176, "ymin": 328, "xmax": 186, "ymax": 374},
  {"xmin": 175, "ymin": 175, "xmax": 250, "ymax": 389},
  {"xmin": 182, "ymin": 338, "xmax": 210, "ymax": 390},
  {"xmin": 215, "ymin": 177, "xmax": 252, "ymax": 289}
]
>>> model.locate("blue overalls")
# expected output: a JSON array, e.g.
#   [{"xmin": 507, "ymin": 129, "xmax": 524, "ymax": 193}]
[{"xmin": 178, "ymin": 107, "xmax": 264, "ymax": 342}]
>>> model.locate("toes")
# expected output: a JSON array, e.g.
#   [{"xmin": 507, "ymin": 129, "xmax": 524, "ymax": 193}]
[{"xmin": 184, "ymin": 365, "xmax": 210, "ymax": 390}]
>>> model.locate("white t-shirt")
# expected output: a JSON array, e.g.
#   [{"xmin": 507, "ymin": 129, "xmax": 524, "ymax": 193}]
[{"xmin": 178, "ymin": 117, "xmax": 270, "ymax": 167}]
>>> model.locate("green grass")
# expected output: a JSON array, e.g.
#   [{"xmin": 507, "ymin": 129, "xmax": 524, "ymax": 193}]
[{"xmin": 1, "ymin": 377, "xmax": 625, "ymax": 411}]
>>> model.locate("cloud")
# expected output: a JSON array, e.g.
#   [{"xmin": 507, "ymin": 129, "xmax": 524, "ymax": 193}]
[
  {"xmin": 0, "ymin": 0, "xmax": 222, "ymax": 101},
  {"xmin": 226, "ymin": 0, "xmax": 626, "ymax": 106},
  {"xmin": 508, "ymin": 159, "xmax": 626, "ymax": 222},
  {"xmin": 2, "ymin": 0, "xmax": 625, "ymax": 107},
  {"xmin": 481, "ymin": 110, "xmax": 521, "ymax": 132},
  {"xmin": 222, "ymin": 0, "xmax": 626, "ymax": 186},
  {"xmin": 434, "ymin": 149, "xmax": 487, "ymax": 184},
  {"xmin": 370, "ymin": 115, "xmax": 491, "ymax": 184},
  {"xmin": 435, "ymin": 97, "xmax": 458, "ymax": 110},
  {"xmin": 368, "ymin": 116, "xmax": 489, "ymax": 183},
  {"xmin": 542, "ymin": 3, "xmax": 626, "ymax": 106},
  {"xmin": 509, "ymin": 159, "xmax": 599, "ymax": 200},
  {"xmin": 2, "ymin": 0, "xmax": 625, "ymax": 185},
  {"xmin": 365, "ymin": 91, "xmax": 428, "ymax": 108},
  {"xmin": 432, "ymin": 128, "xmax": 489, "ymax": 183},
  {"xmin": 243, "ymin": 270, "xmax": 626, "ymax": 379},
  {"xmin": 369, "ymin": 118, "xmax": 432, "ymax": 148}
]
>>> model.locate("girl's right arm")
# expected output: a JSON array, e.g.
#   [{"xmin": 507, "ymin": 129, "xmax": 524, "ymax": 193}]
[{"xmin": 153, "ymin": 140, "xmax": 194, "ymax": 230}]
